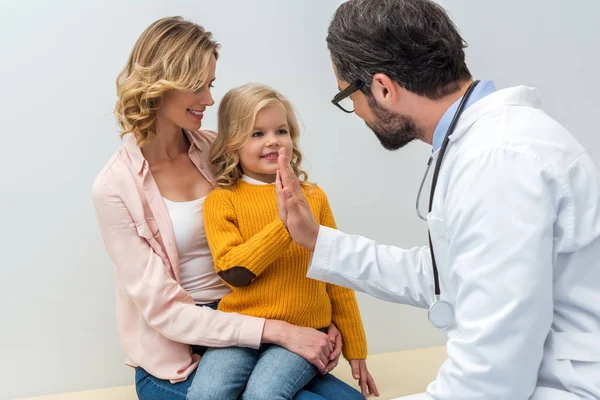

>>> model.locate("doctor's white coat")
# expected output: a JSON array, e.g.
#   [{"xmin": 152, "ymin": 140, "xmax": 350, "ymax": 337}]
[{"xmin": 308, "ymin": 86, "xmax": 600, "ymax": 399}]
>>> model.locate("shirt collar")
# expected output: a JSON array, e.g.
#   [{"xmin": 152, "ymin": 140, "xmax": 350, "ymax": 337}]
[
  {"xmin": 241, "ymin": 175, "xmax": 273, "ymax": 185},
  {"xmin": 431, "ymin": 80, "xmax": 497, "ymax": 152},
  {"xmin": 242, "ymin": 174, "xmax": 272, "ymax": 185}
]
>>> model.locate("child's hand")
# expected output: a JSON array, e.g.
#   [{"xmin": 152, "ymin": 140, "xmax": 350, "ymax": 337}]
[
  {"xmin": 325, "ymin": 323, "xmax": 343, "ymax": 373},
  {"xmin": 349, "ymin": 359, "xmax": 379, "ymax": 397}
]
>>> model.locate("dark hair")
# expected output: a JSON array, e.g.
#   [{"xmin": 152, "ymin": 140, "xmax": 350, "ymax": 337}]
[{"xmin": 327, "ymin": 0, "xmax": 472, "ymax": 99}]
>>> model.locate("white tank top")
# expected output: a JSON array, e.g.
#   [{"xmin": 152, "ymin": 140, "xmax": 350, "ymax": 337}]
[{"xmin": 162, "ymin": 197, "xmax": 231, "ymax": 304}]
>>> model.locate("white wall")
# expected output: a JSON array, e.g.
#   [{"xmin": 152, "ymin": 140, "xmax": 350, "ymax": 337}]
[
  {"xmin": 1, "ymin": 0, "xmax": 598, "ymax": 398},
  {"xmin": 442, "ymin": 0, "xmax": 600, "ymax": 161}
]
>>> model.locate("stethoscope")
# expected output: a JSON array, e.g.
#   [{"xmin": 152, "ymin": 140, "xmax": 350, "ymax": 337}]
[{"xmin": 415, "ymin": 80, "xmax": 480, "ymax": 329}]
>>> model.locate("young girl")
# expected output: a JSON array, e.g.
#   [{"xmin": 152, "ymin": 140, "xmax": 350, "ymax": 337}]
[{"xmin": 189, "ymin": 84, "xmax": 377, "ymax": 400}]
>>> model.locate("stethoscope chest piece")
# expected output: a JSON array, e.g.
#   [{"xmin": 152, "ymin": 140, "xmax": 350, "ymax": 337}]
[{"xmin": 428, "ymin": 296, "xmax": 454, "ymax": 329}]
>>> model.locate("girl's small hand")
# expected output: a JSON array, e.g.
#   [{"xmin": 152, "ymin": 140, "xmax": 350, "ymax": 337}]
[{"xmin": 349, "ymin": 359, "xmax": 379, "ymax": 397}]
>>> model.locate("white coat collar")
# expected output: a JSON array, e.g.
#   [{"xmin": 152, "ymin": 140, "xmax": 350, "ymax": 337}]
[{"xmin": 447, "ymin": 86, "xmax": 543, "ymax": 145}]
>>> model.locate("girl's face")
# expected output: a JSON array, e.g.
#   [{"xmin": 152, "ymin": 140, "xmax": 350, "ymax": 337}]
[
  {"xmin": 238, "ymin": 103, "xmax": 294, "ymax": 183},
  {"xmin": 156, "ymin": 55, "xmax": 216, "ymax": 132}
]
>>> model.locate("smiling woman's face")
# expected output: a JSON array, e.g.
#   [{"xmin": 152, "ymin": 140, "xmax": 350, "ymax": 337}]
[{"xmin": 156, "ymin": 56, "xmax": 216, "ymax": 132}]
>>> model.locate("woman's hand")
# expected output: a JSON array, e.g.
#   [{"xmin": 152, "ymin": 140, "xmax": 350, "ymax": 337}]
[
  {"xmin": 325, "ymin": 323, "xmax": 343, "ymax": 373},
  {"xmin": 349, "ymin": 359, "xmax": 379, "ymax": 397},
  {"xmin": 262, "ymin": 320, "xmax": 331, "ymax": 374}
]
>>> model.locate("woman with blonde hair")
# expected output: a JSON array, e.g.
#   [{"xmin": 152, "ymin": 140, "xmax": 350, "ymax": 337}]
[{"xmin": 93, "ymin": 16, "xmax": 364, "ymax": 400}]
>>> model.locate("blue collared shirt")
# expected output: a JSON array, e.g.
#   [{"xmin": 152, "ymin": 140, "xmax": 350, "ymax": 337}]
[{"xmin": 431, "ymin": 80, "xmax": 497, "ymax": 152}]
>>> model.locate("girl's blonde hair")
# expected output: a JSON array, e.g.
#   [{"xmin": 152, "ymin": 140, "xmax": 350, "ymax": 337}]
[
  {"xmin": 115, "ymin": 16, "xmax": 219, "ymax": 146},
  {"xmin": 211, "ymin": 84, "xmax": 308, "ymax": 188}
]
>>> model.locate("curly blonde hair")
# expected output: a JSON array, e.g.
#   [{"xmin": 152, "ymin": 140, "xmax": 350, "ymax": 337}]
[
  {"xmin": 115, "ymin": 16, "xmax": 219, "ymax": 146},
  {"xmin": 211, "ymin": 84, "xmax": 309, "ymax": 188}
]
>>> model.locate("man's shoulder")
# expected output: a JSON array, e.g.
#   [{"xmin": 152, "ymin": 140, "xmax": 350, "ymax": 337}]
[{"xmin": 462, "ymin": 106, "xmax": 586, "ymax": 175}]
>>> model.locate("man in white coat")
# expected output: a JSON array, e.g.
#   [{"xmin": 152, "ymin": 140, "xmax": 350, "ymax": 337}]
[{"xmin": 274, "ymin": 0, "xmax": 600, "ymax": 398}]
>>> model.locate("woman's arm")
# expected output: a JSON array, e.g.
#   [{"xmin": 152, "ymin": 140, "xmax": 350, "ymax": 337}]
[
  {"xmin": 92, "ymin": 174, "xmax": 265, "ymax": 348},
  {"xmin": 203, "ymin": 189, "xmax": 292, "ymax": 287}
]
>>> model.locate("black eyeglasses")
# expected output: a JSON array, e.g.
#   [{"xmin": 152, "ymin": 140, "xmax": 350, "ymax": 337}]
[{"xmin": 331, "ymin": 80, "xmax": 364, "ymax": 113}]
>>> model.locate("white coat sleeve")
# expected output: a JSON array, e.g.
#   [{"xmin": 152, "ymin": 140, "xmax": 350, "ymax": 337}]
[
  {"xmin": 430, "ymin": 149, "xmax": 556, "ymax": 399},
  {"xmin": 307, "ymin": 226, "xmax": 435, "ymax": 309}
]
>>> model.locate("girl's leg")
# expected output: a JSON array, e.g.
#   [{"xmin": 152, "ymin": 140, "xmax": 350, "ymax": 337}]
[
  {"xmin": 187, "ymin": 347, "xmax": 258, "ymax": 400},
  {"xmin": 242, "ymin": 345, "xmax": 318, "ymax": 400},
  {"xmin": 135, "ymin": 367, "xmax": 194, "ymax": 400},
  {"xmin": 300, "ymin": 373, "xmax": 365, "ymax": 400}
]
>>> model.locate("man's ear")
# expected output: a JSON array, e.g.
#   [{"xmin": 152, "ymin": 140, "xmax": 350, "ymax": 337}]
[{"xmin": 371, "ymin": 73, "xmax": 398, "ymax": 108}]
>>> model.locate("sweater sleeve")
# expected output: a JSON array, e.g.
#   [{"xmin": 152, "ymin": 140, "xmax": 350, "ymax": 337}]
[
  {"xmin": 316, "ymin": 187, "xmax": 368, "ymax": 360},
  {"xmin": 203, "ymin": 189, "xmax": 292, "ymax": 286}
]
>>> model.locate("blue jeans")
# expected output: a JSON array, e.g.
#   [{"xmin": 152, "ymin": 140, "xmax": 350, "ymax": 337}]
[
  {"xmin": 134, "ymin": 301, "xmax": 364, "ymax": 399},
  {"xmin": 135, "ymin": 367, "xmax": 364, "ymax": 400},
  {"xmin": 188, "ymin": 344, "xmax": 316, "ymax": 400}
]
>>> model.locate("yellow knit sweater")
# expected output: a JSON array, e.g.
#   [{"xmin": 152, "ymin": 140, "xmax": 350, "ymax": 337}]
[{"xmin": 203, "ymin": 180, "xmax": 367, "ymax": 360}]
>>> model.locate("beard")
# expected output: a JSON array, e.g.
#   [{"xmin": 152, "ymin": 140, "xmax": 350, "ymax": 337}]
[{"xmin": 366, "ymin": 96, "xmax": 422, "ymax": 151}]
